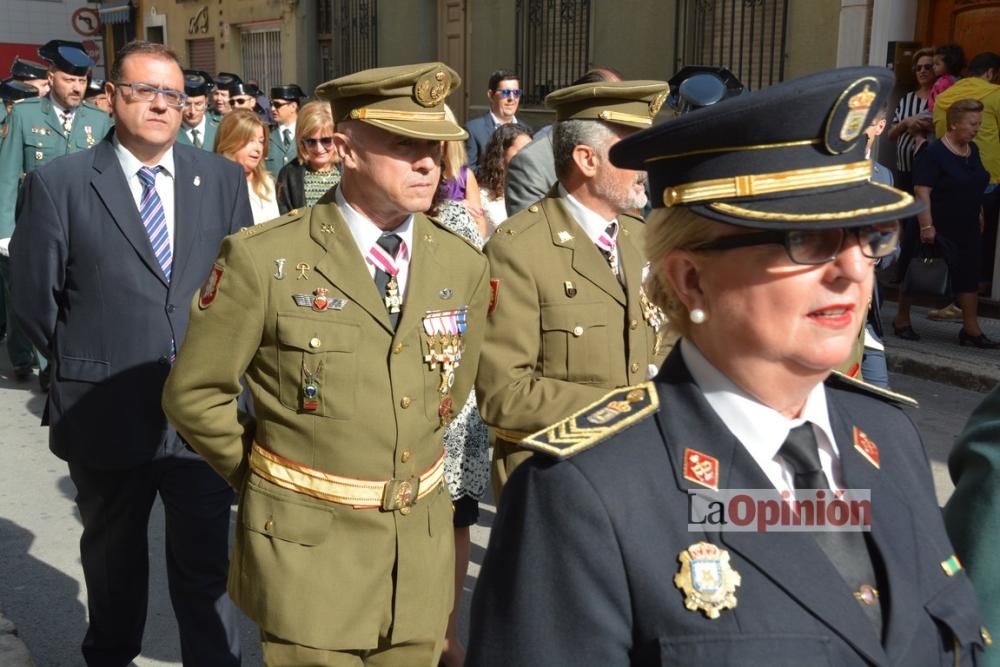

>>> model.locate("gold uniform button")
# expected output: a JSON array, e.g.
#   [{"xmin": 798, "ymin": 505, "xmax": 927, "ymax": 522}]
[
  {"xmin": 630, "ymin": 362, "xmax": 640, "ymax": 373},
  {"xmin": 528, "ymin": 205, "xmax": 539, "ymax": 213},
  {"xmin": 630, "ymin": 319, "xmax": 639, "ymax": 330},
  {"xmin": 401, "ymin": 450, "xmax": 411, "ymax": 463},
  {"xmin": 400, "ymin": 396, "xmax": 412, "ymax": 408},
  {"xmin": 572, "ymin": 325, "xmax": 584, "ymax": 337},
  {"xmin": 309, "ymin": 337, "xmax": 321, "ymax": 349},
  {"xmin": 400, "ymin": 506, "xmax": 411, "ymax": 515},
  {"xmin": 983, "ymin": 626, "xmax": 993, "ymax": 646},
  {"xmin": 393, "ymin": 343, "xmax": 404, "ymax": 354},
  {"xmin": 264, "ymin": 517, "xmax": 274, "ymax": 532}
]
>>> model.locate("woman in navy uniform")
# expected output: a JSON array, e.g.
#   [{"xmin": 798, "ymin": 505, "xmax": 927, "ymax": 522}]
[{"xmin": 467, "ymin": 67, "xmax": 988, "ymax": 666}]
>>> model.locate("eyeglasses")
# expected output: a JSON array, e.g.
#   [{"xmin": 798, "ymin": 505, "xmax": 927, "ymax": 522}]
[
  {"xmin": 914, "ymin": 63, "xmax": 934, "ymax": 72},
  {"xmin": 303, "ymin": 136, "xmax": 334, "ymax": 149},
  {"xmin": 114, "ymin": 81, "xmax": 187, "ymax": 109},
  {"xmin": 495, "ymin": 88, "xmax": 522, "ymax": 99},
  {"xmin": 184, "ymin": 99, "xmax": 207, "ymax": 110},
  {"xmin": 693, "ymin": 223, "xmax": 900, "ymax": 265},
  {"xmin": 231, "ymin": 96, "xmax": 255, "ymax": 106},
  {"xmin": 271, "ymin": 100, "xmax": 293, "ymax": 109}
]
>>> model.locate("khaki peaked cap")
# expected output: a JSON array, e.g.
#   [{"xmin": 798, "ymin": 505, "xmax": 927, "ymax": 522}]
[
  {"xmin": 545, "ymin": 80, "xmax": 670, "ymax": 129},
  {"xmin": 316, "ymin": 62, "xmax": 467, "ymax": 141}
]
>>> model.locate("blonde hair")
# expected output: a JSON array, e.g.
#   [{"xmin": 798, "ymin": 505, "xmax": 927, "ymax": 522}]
[
  {"xmin": 295, "ymin": 100, "xmax": 336, "ymax": 165},
  {"xmin": 442, "ymin": 104, "xmax": 469, "ymax": 179},
  {"xmin": 644, "ymin": 206, "xmax": 728, "ymax": 339},
  {"xmin": 214, "ymin": 109, "xmax": 272, "ymax": 200}
]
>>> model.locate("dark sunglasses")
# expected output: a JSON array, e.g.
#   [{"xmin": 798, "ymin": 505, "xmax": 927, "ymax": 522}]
[
  {"xmin": 271, "ymin": 100, "xmax": 293, "ymax": 109},
  {"xmin": 303, "ymin": 136, "xmax": 334, "ymax": 149},
  {"xmin": 693, "ymin": 223, "xmax": 900, "ymax": 266},
  {"xmin": 495, "ymin": 88, "xmax": 522, "ymax": 99},
  {"xmin": 914, "ymin": 63, "xmax": 934, "ymax": 72},
  {"xmin": 231, "ymin": 96, "xmax": 254, "ymax": 106}
]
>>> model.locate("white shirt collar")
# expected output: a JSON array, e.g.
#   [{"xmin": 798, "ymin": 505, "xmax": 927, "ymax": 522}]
[
  {"xmin": 112, "ymin": 133, "xmax": 175, "ymax": 178},
  {"xmin": 185, "ymin": 115, "xmax": 207, "ymax": 136},
  {"xmin": 680, "ymin": 338, "xmax": 842, "ymax": 491},
  {"xmin": 558, "ymin": 183, "xmax": 617, "ymax": 245},
  {"xmin": 278, "ymin": 122, "xmax": 296, "ymax": 137},
  {"xmin": 489, "ymin": 111, "xmax": 517, "ymax": 127},
  {"xmin": 335, "ymin": 186, "xmax": 414, "ymax": 263}
]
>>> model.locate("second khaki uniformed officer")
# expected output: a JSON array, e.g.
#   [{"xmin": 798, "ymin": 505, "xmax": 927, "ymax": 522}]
[
  {"xmin": 476, "ymin": 80, "xmax": 671, "ymax": 494},
  {"xmin": 162, "ymin": 62, "xmax": 490, "ymax": 665}
]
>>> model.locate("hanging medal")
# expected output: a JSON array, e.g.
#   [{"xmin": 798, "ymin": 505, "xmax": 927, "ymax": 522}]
[
  {"xmin": 422, "ymin": 307, "xmax": 469, "ymax": 426},
  {"xmin": 302, "ymin": 359, "xmax": 323, "ymax": 412},
  {"xmin": 368, "ymin": 239, "xmax": 407, "ymax": 314}
]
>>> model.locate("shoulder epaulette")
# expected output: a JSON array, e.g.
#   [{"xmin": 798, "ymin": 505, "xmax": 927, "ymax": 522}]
[
  {"xmin": 521, "ymin": 382, "xmax": 659, "ymax": 460},
  {"xmin": 826, "ymin": 371, "xmax": 918, "ymax": 408},
  {"xmin": 239, "ymin": 209, "xmax": 306, "ymax": 238},
  {"xmin": 80, "ymin": 101, "xmax": 104, "ymax": 113},
  {"xmin": 491, "ymin": 202, "xmax": 546, "ymax": 241}
]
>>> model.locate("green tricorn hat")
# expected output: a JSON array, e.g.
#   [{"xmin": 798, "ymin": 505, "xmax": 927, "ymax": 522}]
[
  {"xmin": 545, "ymin": 80, "xmax": 670, "ymax": 129},
  {"xmin": 315, "ymin": 62, "xmax": 467, "ymax": 141}
]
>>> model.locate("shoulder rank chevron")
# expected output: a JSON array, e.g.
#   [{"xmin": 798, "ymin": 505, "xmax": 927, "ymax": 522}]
[
  {"xmin": 521, "ymin": 382, "xmax": 659, "ymax": 460},
  {"xmin": 827, "ymin": 371, "xmax": 918, "ymax": 408}
]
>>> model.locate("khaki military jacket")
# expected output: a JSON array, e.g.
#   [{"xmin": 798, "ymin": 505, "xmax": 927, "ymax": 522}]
[
  {"xmin": 0, "ymin": 97, "xmax": 111, "ymax": 238},
  {"xmin": 162, "ymin": 194, "xmax": 490, "ymax": 650},
  {"xmin": 477, "ymin": 195, "xmax": 668, "ymax": 447}
]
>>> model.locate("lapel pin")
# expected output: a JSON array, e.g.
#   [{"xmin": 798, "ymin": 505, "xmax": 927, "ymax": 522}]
[
  {"xmin": 193, "ymin": 176, "xmax": 201, "ymax": 187},
  {"xmin": 683, "ymin": 448, "xmax": 719, "ymax": 490},
  {"xmin": 675, "ymin": 542, "xmax": 741, "ymax": 619},
  {"xmin": 296, "ymin": 262, "xmax": 311, "ymax": 280},
  {"xmin": 273, "ymin": 258, "xmax": 286, "ymax": 280},
  {"xmin": 439, "ymin": 288, "xmax": 453, "ymax": 300},
  {"xmin": 852, "ymin": 426, "xmax": 880, "ymax": 469},
  {"xmin": 320, "ymin": 223, "xmax": 335, "ymax": 234},
  {"xmin": 557, "ymin": 230, "xmax": 574, "ymax": 243},
  {"xmin": 564, "ymin": 281, "xmax": 578, "ymax": 298}
]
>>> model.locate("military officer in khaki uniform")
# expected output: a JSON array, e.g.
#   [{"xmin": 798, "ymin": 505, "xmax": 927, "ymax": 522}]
[
  {"xmin": 476, "ymin": 80, "xmax": 672, "ymax": 494},
  {"xmin": 162, "ymin": 62, "xmax": 490, "ymax": 666}
]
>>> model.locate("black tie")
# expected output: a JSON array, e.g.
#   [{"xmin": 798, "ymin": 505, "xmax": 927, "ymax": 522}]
[
  {"xmin": 191, "ymin": 128, "xmax": 202, "ymax": 149},
  {"xmin": 780, "ymin": 424, "xmax": 884, "ymax": 635},
  {"xmin": 283, "ymin": 128, "xmax": 292, "ymax": 147},
  {"xmin": 374, "ymin": 234, "xmax": 403, "ymax": 329}
]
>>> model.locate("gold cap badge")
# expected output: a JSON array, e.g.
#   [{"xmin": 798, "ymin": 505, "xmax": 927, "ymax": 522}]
[{"xmin": 674, "ymin": 542, "xmax": 741, "ymax": 619}]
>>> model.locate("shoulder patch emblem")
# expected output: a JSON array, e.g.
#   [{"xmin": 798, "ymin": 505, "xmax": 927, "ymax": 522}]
[
  {"xmin": 520, "ymin": 383, "xmax": 659, "ymax": 459},
  {"xmin": 488, "ymin": 278, "xmax": 500, "ymax": 315},
  {"xmin": 852, "ymin": 426, "xmax": 880, "ymax": 469},
  {"xmin": 827, "ymin": 370, "xmax": 918, "ymax": 408},
  {"xmin": 199, "ymin": 264, "xmax": 223, "ymax": 309}
]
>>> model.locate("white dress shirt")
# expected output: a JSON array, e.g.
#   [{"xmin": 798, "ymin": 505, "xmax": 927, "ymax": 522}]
[
  {"xmin": 558, "ymin": 184, "xmax": 621, "ymax": 276},
  {"xmin": 277, "ymin": 123, "xmax": 296, "ymax": 146},
  {"xmin": 113, "ymin": 135, "xmax": 176, "ymax": 249},
  {"xmin": 249, "ymin": 174, "xmax": 281, "ymax": 225},
  {"xmin": 336, "ymin": 187, "xmax": 414, "ymax": 297},
  {"xmin": 680, "ymin": 338, "xmax": 844, "ymax": 494},
  {"xmin": 184, "ymin": 116, "xmax": 208, "ymax": 146}
]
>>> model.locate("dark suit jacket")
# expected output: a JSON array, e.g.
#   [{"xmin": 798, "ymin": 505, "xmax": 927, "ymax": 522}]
[
  {"xmin": 469, "ymin": 348, "xmax": 985, "ymax": 666},
  {"xmin": 274, "ymin": 158, "xmax": 306, "ymax": 214},
  {"xmin": 504, "ymin": 131, "xmax": 556, "ymax": 216},
  {"xmin": 463, "ymin": 112, "xmax": 531, "ymax": 174},
  {"xmin": 10, "ymin": 132, "xmax": 253, "ymax": 468}
]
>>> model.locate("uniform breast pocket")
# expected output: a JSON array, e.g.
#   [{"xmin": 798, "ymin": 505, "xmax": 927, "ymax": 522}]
[
  {"xmin": 658, "ymin": 634, "xmax": 833, "ymax": 666},
  {"xmin": 540, "ymin": 303, "xmax": 609, "ymax": 383},
  {"xmin": 276, "ymin": 313, "xmax": 359, "ymax": 420},
  {"xmin": 23, "ymin": 135, "xmax": 54, "ymax": 166}
]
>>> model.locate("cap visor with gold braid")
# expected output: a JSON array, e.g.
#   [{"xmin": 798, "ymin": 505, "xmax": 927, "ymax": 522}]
[
  {"xmin": 316, "ymin": 62, "xmax": 468, "ymax": 141},
  {"xmin": 609, "ymin": 66, "xmax": 924, "ymax": 230},
  {"xmin": 545, "ymin": 80, "xmax": 670, "ymax": 130}
]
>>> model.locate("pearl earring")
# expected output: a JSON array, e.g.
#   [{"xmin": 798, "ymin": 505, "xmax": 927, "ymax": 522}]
[{"xmin": 689, "ymin": 308, "xmax": 706, "ymax": 324}]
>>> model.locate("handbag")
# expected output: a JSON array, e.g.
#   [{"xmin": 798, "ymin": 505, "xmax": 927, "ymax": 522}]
[{"xmin": 901, "ymin": 240, "xmax": 951, "ymax": 297}]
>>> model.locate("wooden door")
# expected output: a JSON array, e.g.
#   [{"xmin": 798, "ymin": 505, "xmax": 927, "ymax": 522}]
[
  {"xmin": 919, "ymin": 0, "xmax": 1000, "ymax": 59},
  {"xmin": 437, "ymin": 0, "xmax": 468, "ymax": 123}
]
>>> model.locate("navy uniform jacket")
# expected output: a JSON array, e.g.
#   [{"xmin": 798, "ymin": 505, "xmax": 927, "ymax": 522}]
[
  {"xmin": 468, "ymin": 348, "xmax": 986, "ymax": 666},
  {"xmin": 0, "ymin": 96, "xmax": 111, "ymax": 239},
  {"xmin": 265, "ymin": 124, "xmax": 296, "ymax": 177},
  {"xmin": 9, "ymin": 134, "xmax": 252, "ymax": 468}
]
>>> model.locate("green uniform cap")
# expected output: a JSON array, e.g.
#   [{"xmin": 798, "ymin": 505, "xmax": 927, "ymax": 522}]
[
  {"xmin": 315, "ymin": 62, "xmax": 467, "ymax": 141},
  {"xmin": 545, "ymin": 80, "xmax": 670, "ymax": 129}
]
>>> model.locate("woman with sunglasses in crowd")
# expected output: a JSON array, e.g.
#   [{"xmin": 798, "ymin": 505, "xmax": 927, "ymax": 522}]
[
  {"xmin": 214, "ymin": 108, "xmax": 280, "ymax": 224},
  {"xmin": 274, "ymin": 101, "xmax": 341, "ymax": 214}
]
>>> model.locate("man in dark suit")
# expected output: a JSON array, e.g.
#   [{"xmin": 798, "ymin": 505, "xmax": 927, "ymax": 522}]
[
  {"xmin": 10, "ymin": 40, "xmax": 250, "ymax": 666},
  {"xmin": 464, "ymin": 69, "xmax": 529, "ymax": 173}
]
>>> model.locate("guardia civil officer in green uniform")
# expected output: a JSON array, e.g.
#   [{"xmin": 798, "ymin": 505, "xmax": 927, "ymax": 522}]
[
  {"xmin": 0, "ymin": 40, "xmax": 111, "ymax": 385},
  {"xmin": 265, "ymin": 83, "xmax": 304, "ymax": 177},
  {"xmin": 163, "ymin": 62, "xmax": 491, "ymax": 666},
  {"xmin": 476, "ymin": 80, "xmax": 672, "ymax": 494},
  {"xmin": 176, "ymin": 70, "xmax": 219, "ymax": 150},
  {"xmin": 469, "ymin": 66, "xmax": 988, "ymax": 667},
  {"xmin": 10, "ymin": 56, "xmax": 49, "ymax": 97}
]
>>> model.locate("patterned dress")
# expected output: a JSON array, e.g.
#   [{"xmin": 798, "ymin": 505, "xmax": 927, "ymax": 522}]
[{"xmin": 434, "ymin": 197, "xmax": 490, "ymax": 501}]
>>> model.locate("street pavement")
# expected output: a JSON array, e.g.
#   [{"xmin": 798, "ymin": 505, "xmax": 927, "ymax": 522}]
[{"xmin": 0, "ymin": 304, "xmax": 995, "ymax": 665}]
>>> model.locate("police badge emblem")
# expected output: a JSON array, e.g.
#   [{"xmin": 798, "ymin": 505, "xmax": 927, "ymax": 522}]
[{"xmin": 674, "ymin": 542, "xmax": 741, "ymax": 619}]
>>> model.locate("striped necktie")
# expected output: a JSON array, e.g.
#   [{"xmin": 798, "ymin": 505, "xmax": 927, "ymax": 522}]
[{"xmin": 137, "ymin": 166, "xmax": 172, "ymax": 281}]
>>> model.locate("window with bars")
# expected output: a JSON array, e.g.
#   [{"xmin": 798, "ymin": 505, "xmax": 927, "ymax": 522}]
[
  {"xmin": 674, "ymin": 0, "xmax": 789, "ymax": 91},
  {"xmin": 515, "ymin": 0, "xmax": 591, "ymax": 107},
  {"xmin": 317, "ymin": 0, "xmax": 378, "ymax": 81},
  {"xmin": 240, "ymin": 27, "xmax": 281, "ymax": 92}
]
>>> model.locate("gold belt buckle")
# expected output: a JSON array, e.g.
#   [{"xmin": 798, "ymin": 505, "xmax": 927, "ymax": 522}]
[{"xmin": 382, "ymin": 476, "xmax": 421, "ymax": 513}]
